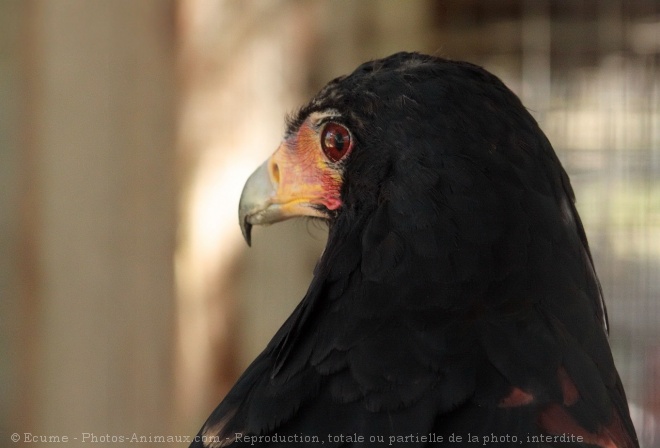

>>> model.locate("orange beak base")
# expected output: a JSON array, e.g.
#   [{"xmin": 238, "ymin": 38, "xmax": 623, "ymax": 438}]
[{"xmin": 238, "ymin": 122, "xmax": 344, "ymax": 246}]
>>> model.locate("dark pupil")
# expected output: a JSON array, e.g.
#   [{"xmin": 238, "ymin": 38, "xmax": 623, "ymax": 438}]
[{"xmin": 330, "ymin": 131, "xmax": 344, "ymax": 151}]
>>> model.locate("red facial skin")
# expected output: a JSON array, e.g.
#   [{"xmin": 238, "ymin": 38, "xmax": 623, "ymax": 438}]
[{"xmin": 266, "ymin": 119, "xmax": 349, "ymax": 217}]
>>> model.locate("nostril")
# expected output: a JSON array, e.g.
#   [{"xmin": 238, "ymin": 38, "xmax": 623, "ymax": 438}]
[{"xmin": 270, "ymin": 160, "xmax": 280, "ymax": 184}]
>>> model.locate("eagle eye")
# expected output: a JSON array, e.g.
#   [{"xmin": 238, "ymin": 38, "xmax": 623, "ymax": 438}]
[{"xmin": 321, "ymin": 122, "xmax": 352, "ymax": 163}]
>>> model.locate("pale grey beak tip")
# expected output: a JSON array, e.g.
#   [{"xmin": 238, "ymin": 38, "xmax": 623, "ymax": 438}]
[
  {"xmin": 238, "ymin": 161, "xmax": 274, "ymax": 247},
  {"xmin": 240, "ymin": 218, "xmax": 253, "ymax": 247}
]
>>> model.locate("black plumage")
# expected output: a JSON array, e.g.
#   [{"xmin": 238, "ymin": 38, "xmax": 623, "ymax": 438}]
[{"xmin": 191, "ymin": 52, "xmax": 638, "ymax": 447}]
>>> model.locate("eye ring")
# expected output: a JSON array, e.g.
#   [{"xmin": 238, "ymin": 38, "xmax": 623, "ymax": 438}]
[{"xmin": 320, "ymin": 122, "xmax": 353, "ymax": 163}]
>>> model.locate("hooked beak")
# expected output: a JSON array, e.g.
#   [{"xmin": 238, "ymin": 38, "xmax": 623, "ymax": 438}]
[
  {"xmin": 238, "ymin": 139, "xmax": 343, "ymax": 246},
  {"xmin": 238, "ymin": 160, "xmax": 283, "ymax": 246}
]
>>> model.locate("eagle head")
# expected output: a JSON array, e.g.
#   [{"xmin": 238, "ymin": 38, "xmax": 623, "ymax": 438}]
[{"xmin": 222, "ymin": 52, "xmax": 638, "ymax": 448}]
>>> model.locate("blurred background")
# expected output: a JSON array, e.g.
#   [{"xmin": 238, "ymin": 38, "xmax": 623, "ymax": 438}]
[{"xmin": 1, "ymin": 0, "xmax": 658, "ymax": 446}]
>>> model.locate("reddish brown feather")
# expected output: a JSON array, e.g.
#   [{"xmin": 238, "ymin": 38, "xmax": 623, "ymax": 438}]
[
  {"xmin": 498, "ymin": 386, "xmax": 534, "ymax": 408},
  {"xmin": 602, "ymin": 408, "xmax": 639, "ymax": 448},
  {"xmin": 558, "ymin": 366, "xmax": 580, "ymax": 406},
  {"xmin": 539, "ymin": 403, "xmax": 636, "ymax": 448}
]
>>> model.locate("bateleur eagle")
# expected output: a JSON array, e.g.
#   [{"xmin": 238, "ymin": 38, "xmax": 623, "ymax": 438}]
[{"xmin": 190, "ymin": 52, "xmax": 639, "ymax": 447}]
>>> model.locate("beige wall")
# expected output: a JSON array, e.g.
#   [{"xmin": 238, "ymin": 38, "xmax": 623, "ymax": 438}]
[{"xmin": 2, "ymin": 0, "xmax": 177, "ymax": 441}]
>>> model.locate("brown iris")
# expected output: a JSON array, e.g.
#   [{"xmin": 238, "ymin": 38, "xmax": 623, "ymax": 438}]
[{"xmin": 321, "ymin": 122, "xmax": 353, "ymax": 163}]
